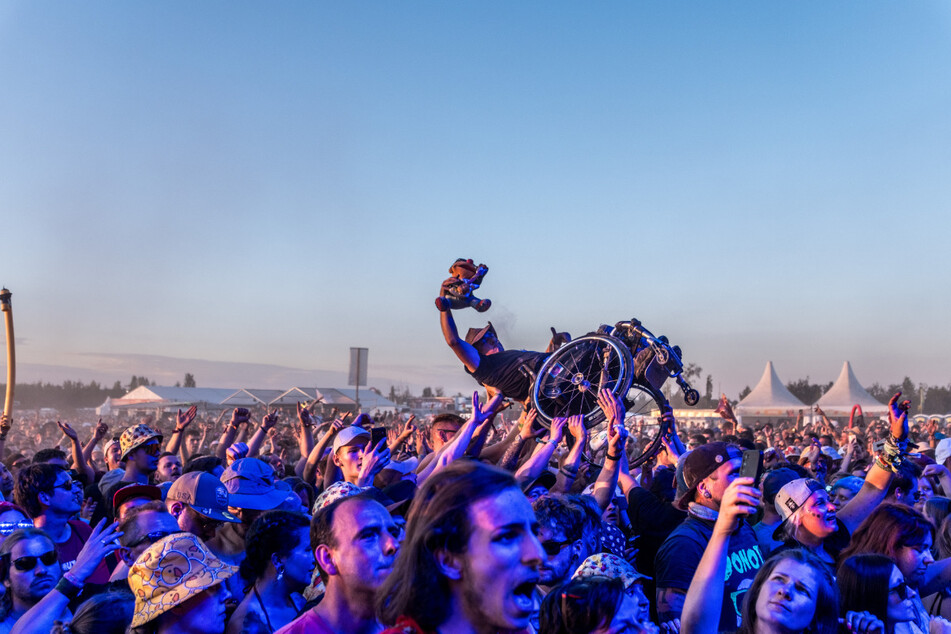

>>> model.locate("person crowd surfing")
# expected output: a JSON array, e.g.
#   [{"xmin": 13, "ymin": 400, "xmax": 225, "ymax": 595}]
[{"xmin": 0, "ymin": 274, "xmax": 950, "ymax": 633}]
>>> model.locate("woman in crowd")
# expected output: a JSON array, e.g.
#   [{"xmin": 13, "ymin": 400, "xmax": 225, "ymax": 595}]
[
  {"xmin": 537, "ymin": 575, "xmax": 653, "ymax": 634},
  {"xmin": 227, "ymin": 510, "xmax": 312, "ymax": 634},
  {"xmin": 52, "ymin": 591, "xmax": 134, "ymax": 634},
  {"xmin": 838, "ymin": 554, "xmax": 915, "ymax": 634},
  {"xmin": 839, "ymin": 504, "xmax": 945, "ymax": 632}
]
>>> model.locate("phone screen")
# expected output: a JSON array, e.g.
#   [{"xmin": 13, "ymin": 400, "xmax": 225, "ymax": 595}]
[{"xmin": 369, "ymin": 426, "xmax": 387, "ymax": 447}]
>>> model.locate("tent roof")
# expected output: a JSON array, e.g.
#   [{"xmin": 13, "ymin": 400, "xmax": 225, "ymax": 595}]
[
  {"xmin": 736, "ymin": 362, "xmax": 807, "ymax": 413},
  {"xmin": 116, "ymin": 386, "xmax": 237, "ymax": 404},
  {"xmin": 336, "ymin": 388, "xmax": 397, "ymax": 410},
  {"xmin": 816, "ymin": 362, "xmax": 887, "ymax": 413}
]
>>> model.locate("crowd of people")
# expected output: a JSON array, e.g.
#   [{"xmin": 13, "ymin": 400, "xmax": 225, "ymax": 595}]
[{"xmin": 1, "ymin": 315, "xmax": 951, "ymax": 633}]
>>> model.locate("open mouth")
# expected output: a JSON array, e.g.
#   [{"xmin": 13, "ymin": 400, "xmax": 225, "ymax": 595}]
[{"xmin": 512, "ymin": 579, "xmax": 537, "ymax": 612}]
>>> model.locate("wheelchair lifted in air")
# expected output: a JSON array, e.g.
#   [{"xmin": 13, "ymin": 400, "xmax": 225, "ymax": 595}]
[{"xmin": 529, "ymin": 318, "xmax": 700, "ymax": 467}]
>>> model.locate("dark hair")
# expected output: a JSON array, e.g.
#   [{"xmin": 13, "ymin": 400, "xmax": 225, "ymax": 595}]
[
  {"xmin": 738, "ymin": 549, "xmax": 839, "ymax": 634},
  {"xmin": 538, "ymin": 575, "xmax": 625, "ymax": 634},
  {"xmin": 837, "ymin": 554, "xmax": 892, "ymax": 624},
  {"xmin": 283, "ymin": 477, "xmax": 315, "ymax": 511},
  {"xmin": 377, "ymin": 460, "xmax": 519, "ymax": 629},
  {"xmin": 14, "ymin": 463, "xmax": 65, "ymax": 518},
  {"xmin": 535, "ymin": 496, "xmax": 584, "ymax": 544},
  {"xmin": 157, "ymin": 452, "xmax": 177, "ymax": 461},
  {"xmin": 431, "ymin": 413, "xmax": 464, "ymax": 427},
  {"xmin": 839, "ymin": 504, "xmax": 934, "ymax": 562},
  {"xmin": 65, "ymin": 590, "xmax": 135, "ymax": 634},
  {"xmin": 886, "ymin": 461, "xmax": 922, "ymax": 499},
  {"xmin": 117, "ymin": 501, "xmax": 173, "ymax": 548},
  {"xmin": 0, "ymin": 528, "xmax": 56, "ymax": 620},
  {"xmin": 33, "ymin": 448, "xmax": 67, "ymax": 465},
  {"xmin": 183, "ymin": 455, "xmax": 223, "ymax": 475},
  {"xmin": 240, "ymin": 510, "xmax": 310, "ymax": 583}
]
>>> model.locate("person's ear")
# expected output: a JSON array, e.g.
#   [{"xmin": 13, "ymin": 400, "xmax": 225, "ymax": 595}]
[
  {"xmin": 894, "ymin": 488, "xmax": 905, "ymax": 501},
  {"xmin": 118, "ymin": 547, "xmax": 135, "ymax": 567},
  {"xmin": 167, "ymin": 501, "xmax": 184, "ymax": 519},
  {"xmin": 332, "ymin": 453, "xmax": 342, "ymax": 468},
  {"xmin": 37, "ymin": 491, "xmax": 52, "ymax": 507},
  {"xmin": 315, "ymin": 545, "xmax": 337, "ymax": 577},
  {"xmin": 434, "ymin": 549, "xmax": 462, "ymax": 581}
]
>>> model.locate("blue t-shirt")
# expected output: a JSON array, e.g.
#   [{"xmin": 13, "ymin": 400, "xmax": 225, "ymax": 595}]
[{"xmin": 655, "ymin": 515, "xmax": 764, "ymax": 633}]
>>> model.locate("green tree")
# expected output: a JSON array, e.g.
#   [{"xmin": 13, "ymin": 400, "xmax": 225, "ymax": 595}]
[
  {"xmin": 183, "ymin": 373, "xmax": 196, "ymax": 388},
  {"xmin": 786, "ymin": 378, "xmax": 833, "ymax": 406},
  {"xmin": 422, "ymin": 387, "xmax": 434, "ymax": 398}
]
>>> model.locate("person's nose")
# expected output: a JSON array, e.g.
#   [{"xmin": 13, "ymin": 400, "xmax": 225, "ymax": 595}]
[
  {"xmin": 383, "ymin": 532, "xmax": 399, "ymax": 557},
  {"xmin": 524, "ymin": 533, "xmax": 544, "ymax": 567},
  {"xmin": 924, "ymin": 550, "xmax": 935, "ymax": 565}
]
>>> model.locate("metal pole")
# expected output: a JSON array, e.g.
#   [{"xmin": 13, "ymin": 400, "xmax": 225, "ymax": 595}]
[
  {"xmin": 355, "ymin": 352, "xmax": 361, "ymax": 412},
  {"xmin": 0, "ymin": 289, "xmax": 14, "ymax": 420}
]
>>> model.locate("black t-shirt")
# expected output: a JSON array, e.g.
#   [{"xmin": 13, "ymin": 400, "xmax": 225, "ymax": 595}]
[
  {"xmin": 655, "ymin": 515, "xmax": 765, "ymax": 633},
  {"xmin": 466, "ymin": 349, "xmax": 549, "ymax": 402},
  {"xmin": 769, "ymin": 518, "xmax": 851, "ymax": 576}
]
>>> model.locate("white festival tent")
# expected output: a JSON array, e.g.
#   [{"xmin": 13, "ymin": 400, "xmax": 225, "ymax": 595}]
[
  {"xmin": 815, "ymin": 362, "xmax": 887, "ymax": 416},
  {"xmin": 736, "ymin": 361, "xmax": 807, "ymax": 421}
]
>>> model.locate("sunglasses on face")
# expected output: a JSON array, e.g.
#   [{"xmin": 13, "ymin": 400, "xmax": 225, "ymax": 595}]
[
  {"xmin": 50, "ymin": 479, "xmax": 78, "ymax": 492},
  {"xmin": 11, "ymin": 550, "xmax": 58, "ymax": 572},
  {"xmin": 890, "ymin": 581, "xmax": 910, "ymax": 600},
  {"xmin": 128, "ymin": 530, "xmax": 175, "ymax": 549},
  {"xmin": 541, "ymin": 539, "xmax": 570, "ymax": 557},
  {"xmin": 140, "ymin": 442, "xmax": 160, "ymax": 457}
]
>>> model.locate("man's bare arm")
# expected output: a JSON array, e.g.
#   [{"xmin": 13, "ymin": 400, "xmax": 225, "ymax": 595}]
[{"xmin": 439, "ymin": 308, "xmax": 480, "ymax": 373}]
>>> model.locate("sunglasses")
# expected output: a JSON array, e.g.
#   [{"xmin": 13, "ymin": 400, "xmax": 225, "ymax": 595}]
[
  {"xmin": 140, "ymin": 442, "xmax": 160, "ymax": 457},
  {"xmin": 11, "ymin": 550, "xmax": 58, "ymax": 572},
  {"xmin": 541, "ymin": 539, "xmax": 570, "ymax": 557},
  {"xmin": 128, "ymin": 530, "xmax": 175, "ymax": 549},
  {"xmin": 50, "ymin": 479, "xmax": 79, "ymax": 492},
  {"xmin": 890, "ymin": 581, "xmax": 910, "ymax": 600}
]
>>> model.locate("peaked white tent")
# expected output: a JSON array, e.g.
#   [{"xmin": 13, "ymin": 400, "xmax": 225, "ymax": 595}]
[
  {"xmin": 736, "ymin": 361, "xmax": 807, "ymax": 420},
  {"xmin": 815, "ymin": 362, "xmax": 887, "ymax": 415}
]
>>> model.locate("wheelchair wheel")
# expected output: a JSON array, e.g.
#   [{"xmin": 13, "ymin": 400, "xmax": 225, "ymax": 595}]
[{"xmin": 532, "ymin": 335, "xmax": 634, "ymax": 427}]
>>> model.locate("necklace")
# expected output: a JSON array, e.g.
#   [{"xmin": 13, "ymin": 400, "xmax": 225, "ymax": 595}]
[{"xmin": 253, "ymin": 584, "xmax": 276, "ymax": 634}]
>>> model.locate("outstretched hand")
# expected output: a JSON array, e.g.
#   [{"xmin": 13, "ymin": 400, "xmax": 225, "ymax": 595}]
[
  {"xmin": 176, "ymin": 405, "xmax": 198, "ymax": 431},
  {"xmin": 597, "ymin": 388, "xmax": 626, "ymax": 430},
  {"xmin": 70, "ymin": 519, "xmax": 122, "ymax": 583},
  {"xmin": 297, "ymin": 402, "xmax": 314, "ymax": 427},
  {"xmin": 469, "ymin": 391, "xmax": 505, "ymax": 427},
  {"xmin": 358, "ymin": 438, "xmax": 391, "ymax": 486},
  {"xmin": 56, "ymin": 421, "xmax": 79, "ymax": 442},
  {"xmin": 261, "ymin": 410, "xmax": 280, "ymax": 432},
  {"xmin": 889, "ymin": 392, "xmax": 911, "ymax": 441}
]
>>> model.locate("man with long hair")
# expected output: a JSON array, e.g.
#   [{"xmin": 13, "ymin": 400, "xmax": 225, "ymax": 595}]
[{"xmin": 377, "ymin": 460, "xmax": 544, "ymax": 634}]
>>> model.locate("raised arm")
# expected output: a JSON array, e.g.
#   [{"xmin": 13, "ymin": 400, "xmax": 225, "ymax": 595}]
[
  {"xmin": 165, "ymin": 405, "xmax": 198, "ymax": 454},
  {"xmin": 216, "ymin": 408, "xmax": 250, "ymax": 460},
  {"xmin": 681, "ymin": 478, "xmax": 761, "ymax": 634},
  {"xmin": 57, "ymin": 421, "xmax": 94, "ymax": 485},
  {"xmin": 82, "ymin": 418, "xmax": 108, "ymax": 467},
  {"xmin": 387, "ymin": 416, "xmax": 416, "ymax": 453},
  {"xmin": 591, "ymin": 389, "xmax": 627, "ymax": 511},
  {"xmin": 295, "ymin": 402, "xmax": 316, "ymax": 465},
  {"xmin": 838, "ymin": 392, "xmax": 908, "ymax": 533},
  {"xmin": 552, "ymin": 416, "xmax": 587, "ymax": 495},
  {"xmin": 439, "ymin": 302, "xmax": 480, "ymax": 373},
  {"xmin": 248, "ymin": 410, "xmax": 280, "ymax": 457},
  {"xmin": 514, "ymin": 417, "xmax": 566, "ymax": 481}
]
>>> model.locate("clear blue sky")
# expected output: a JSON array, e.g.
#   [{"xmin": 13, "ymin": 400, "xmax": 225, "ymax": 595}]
[{"xmin": 1, "ymin": 2, "xmax": 949, "ymax": 399}]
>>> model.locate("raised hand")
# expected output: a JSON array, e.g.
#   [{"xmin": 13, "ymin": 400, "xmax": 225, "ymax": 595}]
[
  {"xmin": 518, "ymin": 408, "xmax": 542, "ymax": 441},
  {"xmin": 549, "ymin": 417, "xmax": 568, "ymax": 445},
  {"xmin": 357, "ymin": 438, "xmax": 391, "ymax": 486},
  {"xmin": 889, "ymin": 392, "xmax": 911, "ymax": 441},
  {"xmin": 57, "ymin": 420, "xmax": 79, "ymax": 442},
  {"xmin": 93, "ymin": 418, "xmax": 108, "ymax": 440},
  {"xmin": 597, "ymin": 388, "xmax": 626, "ymax": 430},
  {"xmin": 399, "ymin": 415, "xmax": 417, "ymax": 439},
  {"xmin": 230, "ymin": 407, "xmax": 251, "ymax": 430},
  {"xmin": 261, "ymin": 410, "xmax": 280, "ymax": 432},
  {"xmin": 469, "ymin": 391, "xmax": 504, "ymax": 427},
  {"xmin": 0, "ymin": 414, "xmax": 12, "ymax": 437},
  {"xmin": 69, "ymin": 519, "xmax": 122, "ymax": 584},
  {"xmin": 176, "ymin": 405, "xmax": 198, "ymax": 432},
  {"xmin": 297, "ymin": 402, "xmax": 314, "ymax": 427},
  {"xmin": 714, "ymin": 477, "xmax": 761, "ymax": 534},
  {"xmin": 567, "ymin": 415, "xmax": 587, "ymax": 441}
]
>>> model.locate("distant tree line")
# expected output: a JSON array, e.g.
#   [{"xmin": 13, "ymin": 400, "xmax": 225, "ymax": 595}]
[{"xmin": 735, "ymin": 376, "xmax": 951, "ymax": 415}]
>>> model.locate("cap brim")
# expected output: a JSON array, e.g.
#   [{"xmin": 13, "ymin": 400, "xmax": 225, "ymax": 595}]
[
  {"xmin": 674, "ymin": 485, "xmax": 698, "ymax": 511},
  {"xmin": 189, "ymin": 504, "xmax": 239, "ymax": 523},
  {"xmin": 227, "ymin": 488, "xmax": 288, "ymax": 511},
  {"xmin": 772, "ymin": 519, "xmax": 789, "ymax": 542}
]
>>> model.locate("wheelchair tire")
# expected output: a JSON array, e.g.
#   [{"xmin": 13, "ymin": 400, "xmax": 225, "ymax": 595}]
[{"xmin": 532, "ymin": 334, "xmax": 634, "ymax": 427}]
